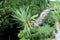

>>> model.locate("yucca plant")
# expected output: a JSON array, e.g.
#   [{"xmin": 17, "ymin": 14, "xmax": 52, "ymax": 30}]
[
  {"xmin": 12, "ymin": 6, "xmax": 38, "ymax": 40},
  {"xmin": 12, "ymin": 6, "xmax": 38, "ymax": 25},
  {"xmin": 12, "ymin": 7, "xmax": 54, "ymax": 40}
]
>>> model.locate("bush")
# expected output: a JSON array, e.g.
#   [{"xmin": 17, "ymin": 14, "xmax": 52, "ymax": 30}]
[{"xmin": 18, "ymin": 25, "xmax": 54, "ymax": 40}]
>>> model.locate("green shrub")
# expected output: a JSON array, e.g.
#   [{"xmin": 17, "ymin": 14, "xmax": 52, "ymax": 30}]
[{"xmin": 18, "ymin": 25, "xmax": 54, "ymax": 40}]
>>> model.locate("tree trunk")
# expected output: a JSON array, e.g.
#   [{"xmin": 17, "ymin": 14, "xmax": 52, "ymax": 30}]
[{"xmin": 30, "ymin": 8, "xmax": 54, "ymax": 27}]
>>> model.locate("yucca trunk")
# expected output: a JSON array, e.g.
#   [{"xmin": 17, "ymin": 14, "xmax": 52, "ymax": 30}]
[{"xmin": 55, "ymin": 21, "xmax": 60, "ymax": 40}]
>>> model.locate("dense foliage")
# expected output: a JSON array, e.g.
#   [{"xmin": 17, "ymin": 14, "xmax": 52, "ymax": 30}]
[{"xmin": 0, "ymin": 0, "xmax": 60, "ymax": 40}]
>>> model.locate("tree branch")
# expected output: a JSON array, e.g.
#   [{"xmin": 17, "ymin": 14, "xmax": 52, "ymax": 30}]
[{"xmin": 30, "ymin": 8, "xmax": 54, "ymax": 27}]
